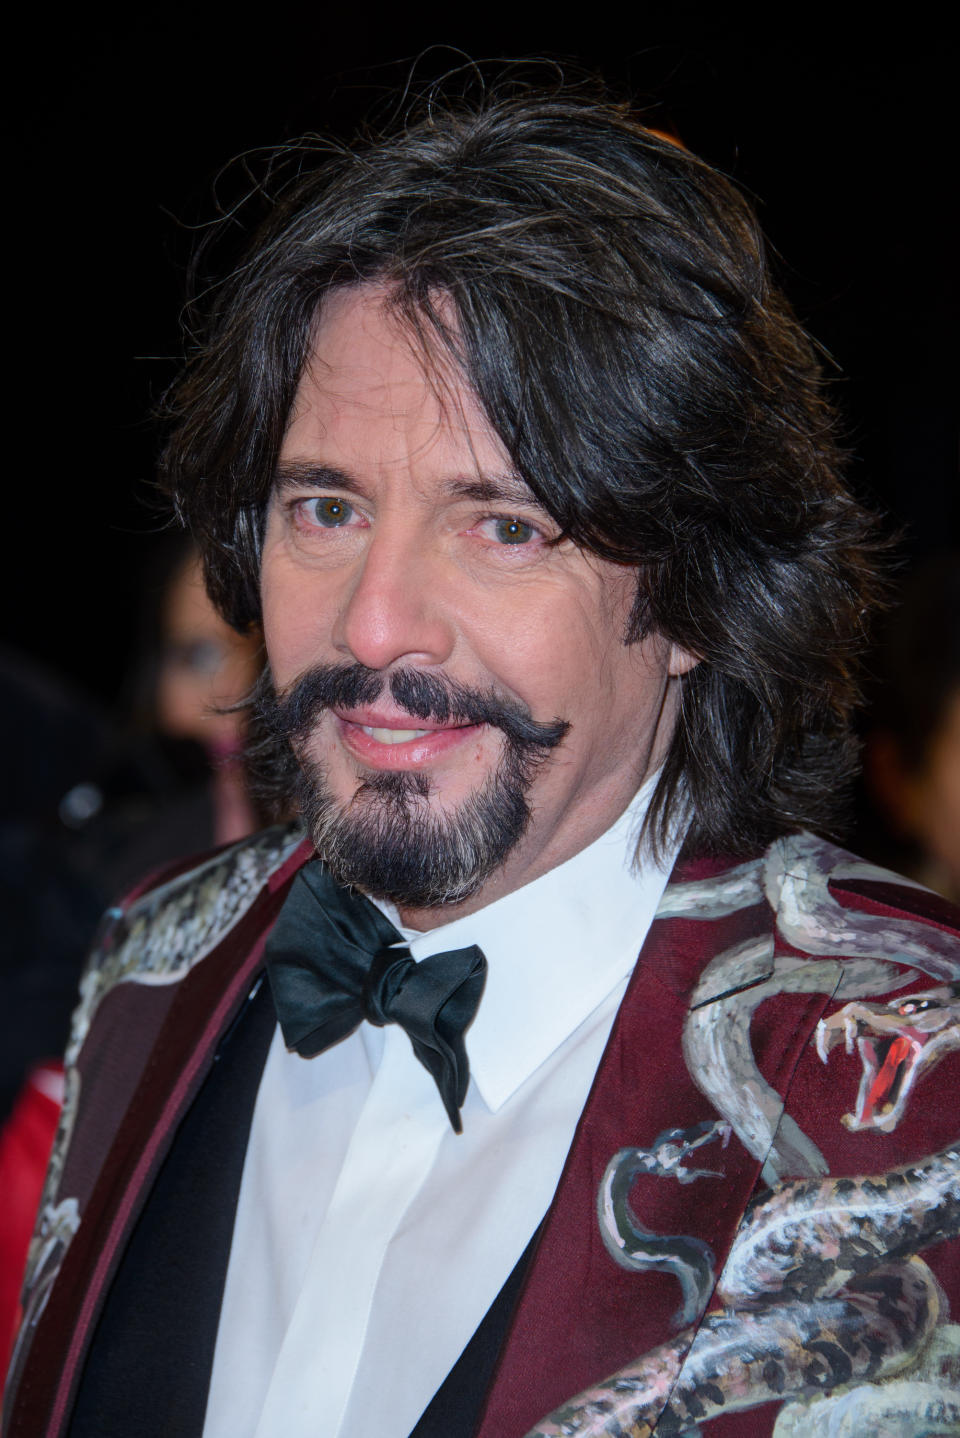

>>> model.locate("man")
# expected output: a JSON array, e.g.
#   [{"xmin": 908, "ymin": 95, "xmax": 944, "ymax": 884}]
[{"xmin": 5, "ymin": 85, "xmax": 959, "ymax": 1438}]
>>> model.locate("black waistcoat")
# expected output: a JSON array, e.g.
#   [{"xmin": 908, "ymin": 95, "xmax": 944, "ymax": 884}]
[{"xmin": 68, "ymin": 978, "xmax": 536, "ymax": 1438}]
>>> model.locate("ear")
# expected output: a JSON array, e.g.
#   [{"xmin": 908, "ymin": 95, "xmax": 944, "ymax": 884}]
[{"xmin": 667, "ymin": 642, "xmax": 699, "ymax": 677}]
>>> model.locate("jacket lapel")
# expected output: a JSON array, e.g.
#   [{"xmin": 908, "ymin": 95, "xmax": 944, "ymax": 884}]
[
  {"xmin": 475, "ymin": 850, "xmax": 831, "ymax": 1437},
  {"xmin": 5, "ymin": 839, "xmax": 312, "ymax": 1438}
]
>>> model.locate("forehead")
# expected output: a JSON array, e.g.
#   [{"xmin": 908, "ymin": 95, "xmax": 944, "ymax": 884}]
[{"xmin": 282, "ymin": 284, "xmax": 513, "ymax": 485}]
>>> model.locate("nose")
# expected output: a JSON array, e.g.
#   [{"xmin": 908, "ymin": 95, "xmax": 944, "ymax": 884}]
[{"xmin": 332, "ymin": 527, "xmax": 456, "ymax": 672}]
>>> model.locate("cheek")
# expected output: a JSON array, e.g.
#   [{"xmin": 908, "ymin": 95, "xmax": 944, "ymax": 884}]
[
  {"xmin": 261, "ymin": 557, "xmax": 332, "ymax": 676},
  {"xmin": 471, "ymin": 588, "xmax": 628, "ymax": 721},
  {"xmin": 472, "ymin": 611, "xmax": 575, "ymax": 713},
  {"xmin": 156, "ymin": 672, "xmax": 201, "ymax": 729},
  {"xmin": 590, "ymin": 636, "xmax": 673, "ymax": 747}
]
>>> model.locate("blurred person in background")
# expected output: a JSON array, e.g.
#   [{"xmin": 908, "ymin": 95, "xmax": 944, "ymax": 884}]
[
  {"xmin": 130, "ymin": 536, "xmax": 262, "ymax": 866},
  {"xmin": 0, "ymin": 538, "xmax": 260, "ymax": 1390},
  {"xmin": 862, "ymin": 552, "xmax": 960, "ymax": 904},
  {"xmin": 0, "ymin": 654, "xmax": 113, "ymax": 1391}
]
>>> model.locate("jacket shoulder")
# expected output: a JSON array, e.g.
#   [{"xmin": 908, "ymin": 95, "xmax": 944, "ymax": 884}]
[
  {"xmin": 661, "ymin": 830, "xmax": 960, "ymax": 957},
  {"xmin": 761, "ymin": 831, "xmax": 960, "ymax": 969},
  {"xmin": 67, "ymin": 821, "xmax": 307, "ymax": 1067}
]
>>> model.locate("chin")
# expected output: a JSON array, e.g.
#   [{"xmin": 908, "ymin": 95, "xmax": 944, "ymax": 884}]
[{"xmin": 294, "ymin": 751, "xmax": 532, "ymax": 910}]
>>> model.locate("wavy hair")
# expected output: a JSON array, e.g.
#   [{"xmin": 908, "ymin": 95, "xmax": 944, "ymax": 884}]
[{"xmin": 160, "ymin": 80, "xmax": 883, "ymax": 858}]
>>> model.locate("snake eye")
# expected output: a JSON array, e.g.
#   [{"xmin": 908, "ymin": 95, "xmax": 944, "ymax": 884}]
[{"xmin": 895, "ymin": 998, "xmax": 937, "ymax": 1016}]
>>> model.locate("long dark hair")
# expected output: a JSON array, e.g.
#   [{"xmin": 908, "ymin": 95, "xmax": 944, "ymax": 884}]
[{"xmin": 160, "ymin": 79, "xmax": 883, "ymax": 858}]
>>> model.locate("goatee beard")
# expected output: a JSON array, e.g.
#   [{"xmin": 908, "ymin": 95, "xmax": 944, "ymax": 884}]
[{"xmin": 247, "ymin": 663, "xmax": 569, "ymax": 909}]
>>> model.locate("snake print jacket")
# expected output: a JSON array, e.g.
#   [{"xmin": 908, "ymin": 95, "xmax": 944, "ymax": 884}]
[{"xmin": 4, "ymin": 828, "xmax": 959, "ymax": 1438}]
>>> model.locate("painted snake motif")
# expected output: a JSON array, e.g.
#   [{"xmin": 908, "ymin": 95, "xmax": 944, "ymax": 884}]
[
  {"xmin": 528, "ymin": 837, "xmax": 960, "ymax": 1434},
  {"xmin": 816, "ymin": 983, "xmax": 960, "ymax": 1134},
  {"xmin": 528, "ymin": 1146, "xmax": 960, "ymax": 1436},
  {"xmin": 668, "ymin": 834, "xmax": 960, "ymax": 1187},
  {"xmin": 597, "ymin": 1120, "xmax": 730, "ymax": 1328}
]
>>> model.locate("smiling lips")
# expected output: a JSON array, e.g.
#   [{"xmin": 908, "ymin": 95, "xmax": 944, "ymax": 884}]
[{"xmin": 334, "ymin": 709, "xmax": 484, "ymax": 770}]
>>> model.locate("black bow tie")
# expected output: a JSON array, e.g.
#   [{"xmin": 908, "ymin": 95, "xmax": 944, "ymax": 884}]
[{"xmin": 264, "ymin": 861, "xmax": 487, "ymax": 1133}]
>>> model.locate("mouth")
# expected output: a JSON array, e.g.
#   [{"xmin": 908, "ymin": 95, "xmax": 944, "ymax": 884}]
[
  {"xmin": 332, "ymin": 708, "xmax": 485, "ymax": 770},
  {"xmin": 816, "ymin": 991, "xmax": 960, "ymax": 1135},
  {"xmin": 850, "ymin": 1029, "xmax": 925, "ymax": 1132}
]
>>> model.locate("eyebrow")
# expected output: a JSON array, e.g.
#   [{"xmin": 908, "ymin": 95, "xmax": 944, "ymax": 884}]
[
  {"xmin": 274, "ymin": 462, "xmax": 545, "ymax": 513},
  {"xmin": 273, "ymin": 461, "xmax": 372, "ymax": 500},
  {"xmin": 441, "ymin": 474, "xmax": 545, "ymax": 510}
]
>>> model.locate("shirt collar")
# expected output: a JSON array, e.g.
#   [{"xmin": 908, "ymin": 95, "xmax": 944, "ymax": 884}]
[{"xmin": 372, "ymin": 777, "xmax": 678, "ymax": 1113}]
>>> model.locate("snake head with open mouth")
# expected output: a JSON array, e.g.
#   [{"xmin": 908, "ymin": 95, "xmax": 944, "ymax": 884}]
[{"xmin": 816, "ymin": 983, "xmax": 960, "ymax": 1132}]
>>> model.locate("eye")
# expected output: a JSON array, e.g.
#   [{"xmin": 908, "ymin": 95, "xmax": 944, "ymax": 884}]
[
  {"xmin": 299, "ymin": 496, "xmax": 357, "ymax": 528},
  {"xmin": 166, "ymin": 639, "xmax": 228, "ymax": 676},
  {"xmin": 896, "ymin": 998, "xmax": 936, "ymax": 1015},
  {"xmin": 490, "ymin": 516, "xmax": 537, "ymax": 545}
]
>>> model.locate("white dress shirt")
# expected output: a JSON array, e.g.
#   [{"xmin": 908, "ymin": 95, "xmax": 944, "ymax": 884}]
[{"xmin": 203, "ymin": 779, "xmax": 678, "ymax": 1438}]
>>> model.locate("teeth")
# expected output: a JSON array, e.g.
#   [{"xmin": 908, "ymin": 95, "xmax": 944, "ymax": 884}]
[{"xmin": 361, "ymin": 726, "xmax": 433, "ymax": 744}]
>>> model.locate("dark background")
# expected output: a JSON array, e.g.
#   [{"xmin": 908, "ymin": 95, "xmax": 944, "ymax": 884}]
[{"xmin": 7, "ymin": 10, "xmax": 955, "ymax": 708}]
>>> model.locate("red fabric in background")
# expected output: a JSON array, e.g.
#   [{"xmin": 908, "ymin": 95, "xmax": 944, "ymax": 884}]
[{"xmin": 0, "ymin": 1067, "xmax": 62, "ymax": 1396}]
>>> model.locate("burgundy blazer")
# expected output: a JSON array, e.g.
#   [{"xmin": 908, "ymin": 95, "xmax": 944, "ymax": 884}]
[{"xmin": 4, "ymin": 826, "xmax": 959, "ymax": 1437}]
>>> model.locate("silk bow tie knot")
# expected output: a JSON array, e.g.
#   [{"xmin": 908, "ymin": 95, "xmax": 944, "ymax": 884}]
[
  {"xmin": 264, "ymin": 861, "xmax": 487, "ymax": 1133},
  {"xmin": 361, "ymin": 947, "xmax": 418, "ymax": 1027}
]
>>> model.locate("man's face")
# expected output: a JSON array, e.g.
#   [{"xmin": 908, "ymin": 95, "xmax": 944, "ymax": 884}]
[{"xmin": 261, "ymin": 284, "xmax": 691, "ymax": 925}]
